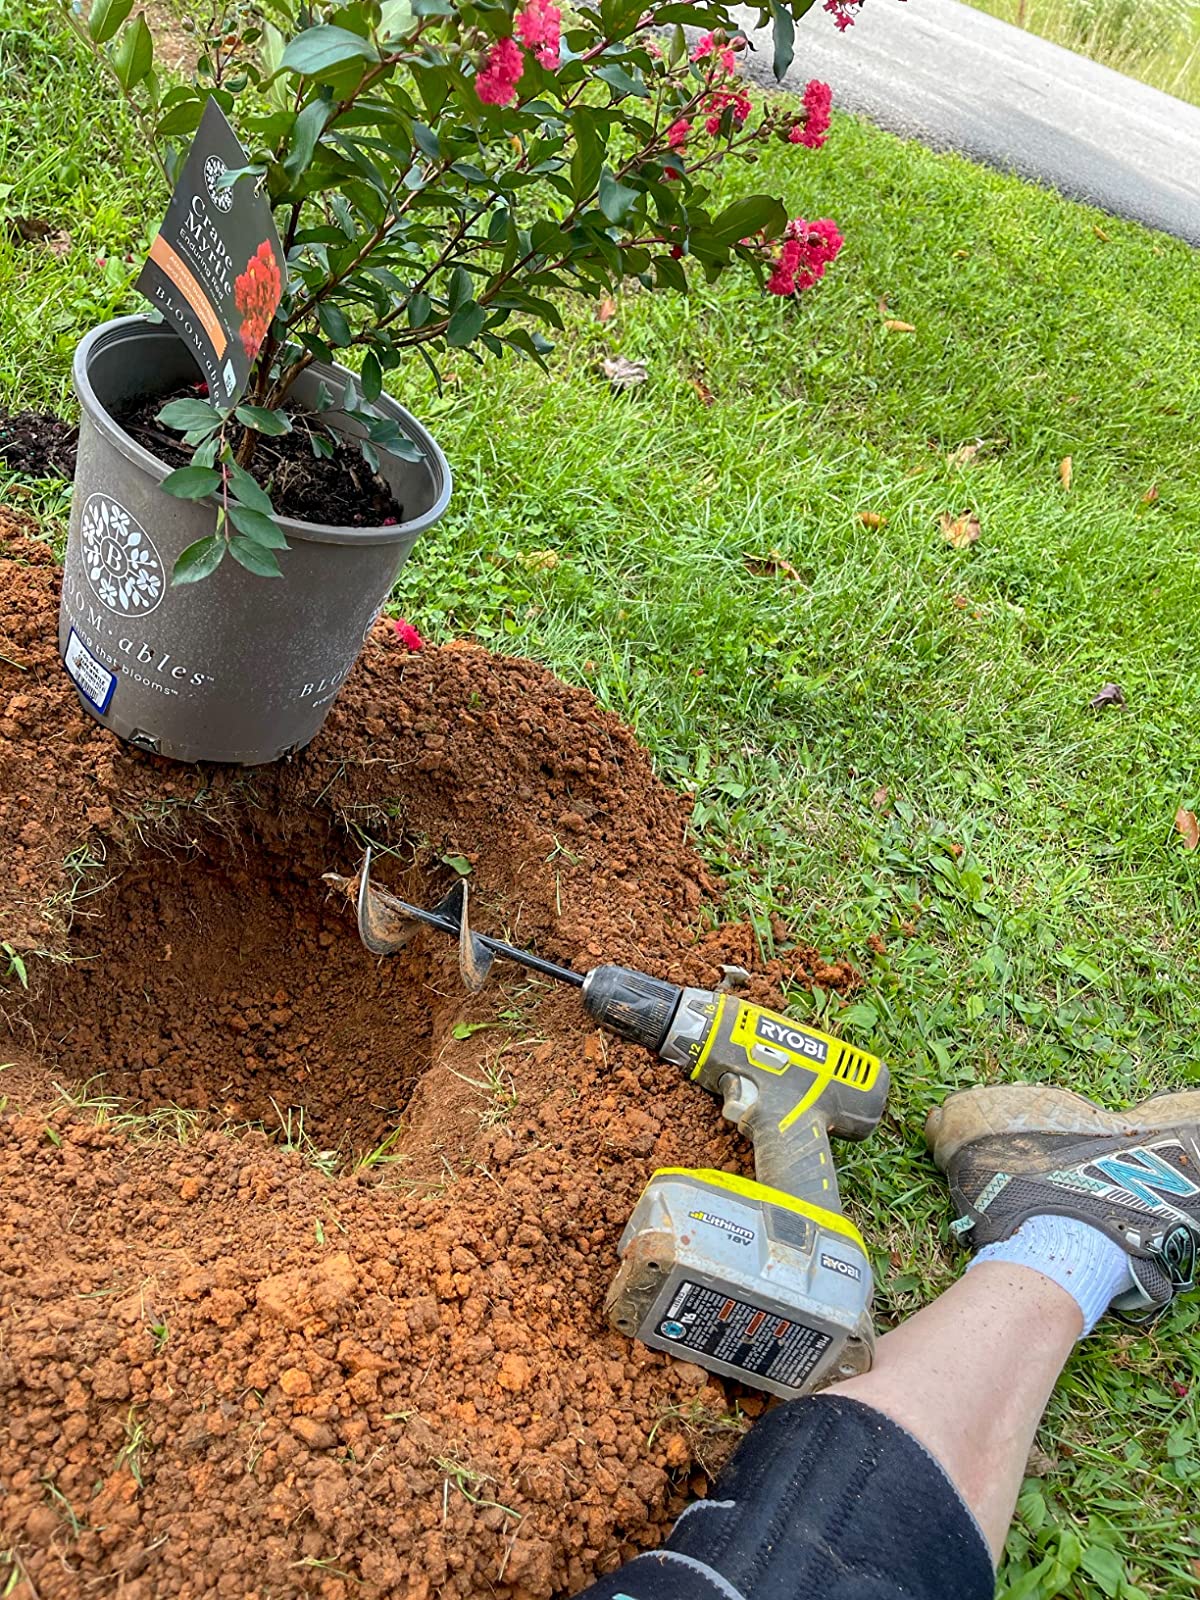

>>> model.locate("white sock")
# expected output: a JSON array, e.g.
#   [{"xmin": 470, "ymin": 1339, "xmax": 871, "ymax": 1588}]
[{"xmin": 968, "ymin": 1213, "xmax": 1134, "ymax": 1336}]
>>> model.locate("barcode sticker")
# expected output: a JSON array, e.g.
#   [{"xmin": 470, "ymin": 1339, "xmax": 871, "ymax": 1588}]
[{"xmin": 64, "ymin": 628, "xmax": 117, "ymax": 714}]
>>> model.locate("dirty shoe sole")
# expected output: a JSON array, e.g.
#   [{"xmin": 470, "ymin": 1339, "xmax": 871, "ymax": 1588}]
[{"xmin": 925, "ymin": 1085, "xmax": 1200, "ymax": 1173}]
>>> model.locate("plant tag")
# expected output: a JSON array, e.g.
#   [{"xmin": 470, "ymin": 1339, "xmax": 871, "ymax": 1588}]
[
  {"xmin": 64, "ymin": 628, "xmax": 117, "ymax": 714},
  {"xmin": 135, "ymin": 97, "xmax": 284, "ymax": 408}
]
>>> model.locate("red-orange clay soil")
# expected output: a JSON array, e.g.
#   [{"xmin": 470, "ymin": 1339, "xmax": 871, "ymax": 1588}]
[{"xmin": 0, "ymin": 513, "xmax": 859, "ymax": 1600}]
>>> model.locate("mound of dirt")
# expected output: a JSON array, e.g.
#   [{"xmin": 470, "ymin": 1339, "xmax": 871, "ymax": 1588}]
[{"xmin": 0, "ymin": 509, "xmax": 859, "ymax": 1600}]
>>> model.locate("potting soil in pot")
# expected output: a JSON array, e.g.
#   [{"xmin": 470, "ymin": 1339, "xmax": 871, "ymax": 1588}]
[{"xmin": 0, "ymin": 512, "xmax": 861, "ymax": 1600}]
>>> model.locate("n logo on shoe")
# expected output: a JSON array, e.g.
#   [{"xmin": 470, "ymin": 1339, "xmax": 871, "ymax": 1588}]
[{"xmin": 1090, "ymin": 1145, "xmax": 1200, "ymax": 1214}]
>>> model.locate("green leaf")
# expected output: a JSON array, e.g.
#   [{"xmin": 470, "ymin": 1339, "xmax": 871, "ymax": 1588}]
[
  {"xmin": 446, "ymin": 302, "xmax": 486, "ymax": 347},
  {"xmin": 361, "ymin": 350, "xmax": 383, "ymax": 402},
  {"xmin": 113, "ymin": 14, "xmax": 153, "ymax": 89},
  {"xmin": 570, "ymin": 109, "xmax": 602, "ymax": 204},
  {"xmin": 317, "ymin": 302, "xmax": 353, "ymax": 346},
  {"xmin": 599, "ymin": 168, "xmax": 638, "ymax": 225},
  {"xmin": 447, "ymin": 264, "xmax": 473, "ymax": 312},
  {"xmin": 594, "ymin": 61, "xmax": 649, "ymax": 98},
  {"xmin": 284, "ymin": 96, "xmax": 332, "ymax": 181},
  {"xmin": 652, "ymin": 252, "xmax": 688, "ymax": 293},
  {"xmin": 379, "ymin": 0, "xmax": 413, "ymax": 36},
  {"xmin": 1078, "ymin": 1545, "xmax": 1124, "ymax": 1599},
  {"xmin": 279, "ymin": 25, "xmax": 380, "ymax": 76},
  {"xmin": 88, "ymin": 0, "xmax": 134, "ymax": 44},
  {"xmin": 229, "ymin": 537, "xmax": 284, "ymax": 577},
  {"xmin": 172, "ymin": 535, "xmax": 226, "ymax": 585},
  {"xmin": 408, "ymin": 291, "xmax": 431, "ymax": 328},
  {"xmin": 225, "ymin": 460, "xmax": 274, "ymax": 515},
  {"xmin": 412, "ymin": 122, "xmax": 440, "ymax": 160},
  {"xmin": 88, "ymin": 0, "xmax": 134, "ymax": 45},
  {"xmin": 770, "ymin": 0, "xmax": 796, "ymax": 81},
  {"xmin": 228, "ymin": 504, "xmax": 289, "ymax": 549},
  {"xmin": 443, "ymin": 853, "xmax": 472, "ymax": 875},
  {"xmin": 709, "ymin": 195, "xmax": 787, "ymax": 244},
  {"xmin": 160, "ymin": 465, "xmax": 221, "ymax": 500},
  {"xmin": 157, "ymin": 397, "xmax": 222, "ymax": 433},
  {"xmin": 235, "ymin": 404, "xmax": 292, "ymax": 436},
  {"xmin": 156, "ymin": 97, "xmax": 205, "ymax": 137}
]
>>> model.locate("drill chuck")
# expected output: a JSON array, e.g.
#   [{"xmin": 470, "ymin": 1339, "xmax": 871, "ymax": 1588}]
[{"xmin": 582, "ymin": 965, "xmax": 683, "ymax": 1052}]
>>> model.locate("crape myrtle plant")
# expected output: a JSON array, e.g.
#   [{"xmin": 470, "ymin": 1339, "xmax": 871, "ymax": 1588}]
[{"xmin": 72, "ymin": 0, "xmax": 852, "ymax": 582}]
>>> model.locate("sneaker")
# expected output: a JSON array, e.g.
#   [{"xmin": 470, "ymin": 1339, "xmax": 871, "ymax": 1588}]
[{"xmin": 926, "ymin": 1084, "xmax": 1200, "ymax": 1316}]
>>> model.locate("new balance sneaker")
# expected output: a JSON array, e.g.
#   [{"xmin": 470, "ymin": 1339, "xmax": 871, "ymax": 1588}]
[{"xmin": 926, "ymin": 1084, "xmax": 1200, "ymax": 1316}]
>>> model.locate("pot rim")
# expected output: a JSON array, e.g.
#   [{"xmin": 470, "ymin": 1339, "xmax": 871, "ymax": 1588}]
[{"xmin": 73, "ymin": 315, "xmax": 453, "ymax": 547}]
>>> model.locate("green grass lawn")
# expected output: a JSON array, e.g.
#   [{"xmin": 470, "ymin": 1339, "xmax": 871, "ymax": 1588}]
[
  {"xmin": 4, "ymin": 0, "xmax": 1200, "ymax": 1593},
  {"xmin": 959, "ymin": 0, "xmax": 1200, "ymax": 107}
]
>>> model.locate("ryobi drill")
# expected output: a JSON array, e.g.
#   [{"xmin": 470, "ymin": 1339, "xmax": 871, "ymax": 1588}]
[
  {"xmin": 583, "ymin": 965, "xmax": 888, "ymax": 1397},
  {"xmin": 334, "ymin": 854, "xmax": 890, "ymax": 1399}
]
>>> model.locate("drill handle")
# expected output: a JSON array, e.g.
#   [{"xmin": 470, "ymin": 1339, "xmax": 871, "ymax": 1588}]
[{"xmin": 718, "ymin": 1072, "xmax": 842, "ymax": 1216}]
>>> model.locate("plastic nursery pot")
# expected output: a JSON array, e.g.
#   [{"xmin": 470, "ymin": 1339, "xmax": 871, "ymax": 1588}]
[{"xmin": 58, "ymin": 315, "xmax": 452, "ymax": 766}]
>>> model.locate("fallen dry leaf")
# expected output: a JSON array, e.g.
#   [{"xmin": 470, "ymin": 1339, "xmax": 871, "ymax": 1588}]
[
  {"xmin": 745, "ymin": 549, "xmax": 804, "ymax": 583},
  {"xmin": 596, "ymin": 297, "xmax": 617, "ymax": 323},
  {"xmin": 859, "ymin": 511, "xmax": 887, "ymax": 529},
  {"xmin": 876, "ymin": 295, "xmax": 889, "ymax": 316},
  {"xmin": 3, "ymin": 214, "xmax": 53, "ymax": 243},
  {"xmin": 1142, "ymin": 484, "xmax": 1159, "ymax": 504},
  {"xmin": 1093, "ymin": 225, "xmax": 1110, "ymax": 242},
  {"xmin": 883, "ymin": 319, "xmax": 916, "ymax": 333},
  {"xmin": 952, "ymin": 594, "xmax": 969, "ymax": 609},
  {"xmin": 939, "ymin": 511, "xmax": 981, "ymax": 549},
  {"xmin": 1059, "ymin": 456, "xmax": 1072, "ymax": 490},
  {"xmin": 871, "ymin": 785, "xmax": 890, "ymax": 809},
  {"xmin": 689, "ymin": 376, "xmax": 715, "ymax": 407},
  {"xmin": 1088, "ymin": 682, "xmax": 1126, "ymax": 710},
  {"xmin": 601, "ymin": 355, "xmax": 647, "ymax": 391},
  {"xmin": 952, "ymin": 248, "xmax": 970, "ymax": 260},
  {"xmin": 1175, "ymin": 808, "xmax": 1199, "ymax": 851},
  {"xmin": 947, "ymin": 441, "xmax": 982, "ymax": 469},
  {"xmin": 517, "ymin": 549, "xmax": 561, "ymax": 571}
]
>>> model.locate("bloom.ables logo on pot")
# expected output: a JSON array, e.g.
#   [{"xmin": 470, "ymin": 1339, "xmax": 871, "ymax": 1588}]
[
  {"xmin": 80, "ymin": 494, "xmax": 165, "ymax": 617},
  {"xmin": 203, "ymin": 153, "xmax": 234, "ymax": 214}
]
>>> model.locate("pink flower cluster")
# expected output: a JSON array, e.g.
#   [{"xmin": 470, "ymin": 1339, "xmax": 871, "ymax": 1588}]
[
  {"xmin": 824, "ymin": 0, "xmax": 865, "ymax": 28},
  {"xmin": 476, "ymin": 34, "xmax": 524, "ymax": 104},
  {"xmin": 766, "ymin": 217, "xmax": 844, "ymax": 296},
  {"xmin": 516, "ymin": 0, "xmax": 562, "ymax": 68},
  {"xmin": 787, "ymin": 79, "xmax": 832, "ymax": 148},
  {"xmin": 476, "ymin": 0, "xmax": 561, "ymax": 107},
  {"xmin": 704, "ymin": 87, "xmax": 752, "ymax": 134},
  {"xmin": 692, "ymin": 30, "xmax": 737, "ymax": 73}
]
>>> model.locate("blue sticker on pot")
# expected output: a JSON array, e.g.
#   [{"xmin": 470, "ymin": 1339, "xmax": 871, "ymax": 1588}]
[{"xmin": 64, "ymin": 628, "xmax": 117, "ymax": 715}]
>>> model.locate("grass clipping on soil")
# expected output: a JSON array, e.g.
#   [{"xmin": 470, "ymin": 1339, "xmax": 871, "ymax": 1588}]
[{"xmin": 0, "ymin": 516, "xmax": 856, "ymax": 1600}]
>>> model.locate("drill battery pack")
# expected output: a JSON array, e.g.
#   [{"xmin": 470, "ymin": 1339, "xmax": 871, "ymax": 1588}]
[{"xmin": 605, "ymin": 1167, "xmax": 875, "ymax": 1398}]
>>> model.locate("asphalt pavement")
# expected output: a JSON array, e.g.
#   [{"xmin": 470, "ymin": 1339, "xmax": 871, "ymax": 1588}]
[{"xmin": 734, "ymin": 0, "xmax": 1200, "ymax": 246}]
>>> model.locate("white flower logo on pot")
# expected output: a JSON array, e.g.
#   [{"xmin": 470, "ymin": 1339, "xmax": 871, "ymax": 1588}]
[
  {"xmin": 62, "ymin": 0, "xmax": 849, "ymax": 764},
  {"xmin": 80, "ymin": 495, "xmax": 165, "ymax": 617}
]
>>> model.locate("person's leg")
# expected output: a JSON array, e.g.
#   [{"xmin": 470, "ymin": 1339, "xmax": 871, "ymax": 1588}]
[
  {"xmin": 832, "ymin": 1261, "xmax": 1080, "ymax": 1558},
  {"xmin": 573, "ymin": 1083, "xmax": 1200, "ymax": 1600}
]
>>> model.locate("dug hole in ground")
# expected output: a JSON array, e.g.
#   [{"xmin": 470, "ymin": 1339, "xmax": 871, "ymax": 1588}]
[{"xmin": 0, "ymin": 514, "xmax": 859, "ymax": 1600}]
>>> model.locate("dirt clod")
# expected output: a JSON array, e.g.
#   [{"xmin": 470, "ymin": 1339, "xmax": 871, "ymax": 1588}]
[{"xmin": 0, "ymin": 507, "xmax": 857, "ymax": 1598}]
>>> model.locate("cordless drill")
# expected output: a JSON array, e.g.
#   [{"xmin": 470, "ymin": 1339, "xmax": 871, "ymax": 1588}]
[
  {"xmin": 333, "ymin": 856, "xmax": 889, "ymax": 1399},
  {"xmin": 582, "ymin": 967, "xmax": 888, "ymax": 1397}
]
